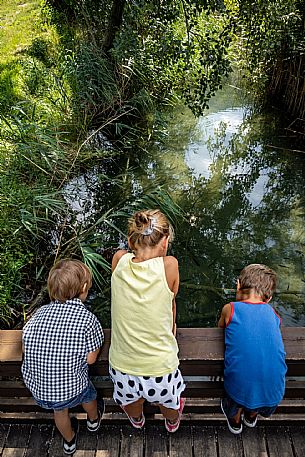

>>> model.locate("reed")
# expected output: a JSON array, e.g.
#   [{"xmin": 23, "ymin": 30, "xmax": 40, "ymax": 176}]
[{"xmin": 270, "ymin": 54, "xmax": 305, "ymax": 122}]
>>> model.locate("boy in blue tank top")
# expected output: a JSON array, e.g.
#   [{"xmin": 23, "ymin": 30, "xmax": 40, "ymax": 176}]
[{"xmin": 218, "ymin": 264, "xmax": 287, "ymax": 434}]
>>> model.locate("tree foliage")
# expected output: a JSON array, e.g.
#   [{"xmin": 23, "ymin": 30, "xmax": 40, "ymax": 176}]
[
  {"xmin": 47, "ymin": 0, "xmax": 235, "ymax": 116},
  {"xmin": 236, "ymin": 0, "xmax": 305, "ymax": 116}
]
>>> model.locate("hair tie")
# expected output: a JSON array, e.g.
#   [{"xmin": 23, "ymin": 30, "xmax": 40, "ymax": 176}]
[
  {"xmin": 142, "ymin": 216, "xmax": 157, "ymax": 236},
  {"xmin": 142, "ymin": 227, "xmax": 154, "ymax": 236}
]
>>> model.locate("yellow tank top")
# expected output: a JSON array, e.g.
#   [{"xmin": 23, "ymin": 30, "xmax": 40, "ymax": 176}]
[{"xmin": 109, "ymin": 252, "xmax": 179, "ymax": 376}]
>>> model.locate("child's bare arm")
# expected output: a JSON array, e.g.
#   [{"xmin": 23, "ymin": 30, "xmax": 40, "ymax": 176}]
[
  {"xmin": 164, "ymin": 256, "xmax": 179, "ymax": 295},
  {"xmin": 218, "ymin": 303, "xmax": 231, "ymax": 328},
  {"xmin": 112, "ymin": 250, "xmax": 128, "ymax": 272},
  {"xmin": 163, "ymin": 256, "xmax": 179, "ymax": 334},
  {"xmin": 87, "ymin": 347, "xmax": 101, "ymax": 365}
]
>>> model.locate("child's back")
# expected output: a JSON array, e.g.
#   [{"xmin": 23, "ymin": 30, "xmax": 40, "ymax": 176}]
[
  {"xmin": 224, "ymin": 299, "xmax": 286, "ymax": 409},
  {"xmin": 22, "ymin": 298, "xmax": 101, "ymax": 402},
  {"xmin": 110, "ymin": 252, "xmax": 178, "ymax": 376},
  {"xmin": 218, "ymin": 264, "xmax": 287, "ymax": 434}
]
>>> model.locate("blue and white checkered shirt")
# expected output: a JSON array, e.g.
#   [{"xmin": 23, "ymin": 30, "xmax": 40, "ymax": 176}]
[{"xmin": 22, "ymin": 298, "xmax": 104, "ymax": 402}]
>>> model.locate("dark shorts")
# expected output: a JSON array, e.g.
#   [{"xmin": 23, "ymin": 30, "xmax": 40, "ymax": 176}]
[
  {"xmin": 34, "ymin": 380, "xmax": 97, "ymax": 411},
  {"xmin": 222, "ymin": 392, "xmax": 278, "ymax": 418}
]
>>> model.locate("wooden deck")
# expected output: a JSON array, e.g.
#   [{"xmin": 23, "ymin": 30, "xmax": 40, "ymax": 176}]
[{"xmin": 1, "ymin": 421, "xmax": 305, "ymax": 457}]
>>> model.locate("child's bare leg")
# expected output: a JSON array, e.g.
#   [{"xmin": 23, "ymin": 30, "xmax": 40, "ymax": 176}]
[
  {"xmin": 53, "ymin": 408, "xmax": 74, "ymax": 441},
  {"xmin": 232, "ymin": 407, "xmax": 243, "ymax": 423},
  {"xmin": 159, "ymin": 404, "xmax": 179, "ymax": 422},
  {"xmin": 82, "ymin": 399, "xmax": 98, "ymax": 421},
  {"xmin": 123, "ymin": 398, "xmax": 145, "ymax": 419}
]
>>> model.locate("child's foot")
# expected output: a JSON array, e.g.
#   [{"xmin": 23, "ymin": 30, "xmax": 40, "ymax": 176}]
[
  {"xmin": 121, "ymin": 405, "xmax": 145, "ymax": 429},
  {"xmin": 220, "ymin": 399, "xmax": 242, "ymax": 435},
  {"xmin": 87, "ymin": 399, "xmax": 105, "ymax": 432},
  {"xmin": 63, "ymin": 417, "xmax": 79, "ymax": 455},
  {"xmin": 243, "ymin": 411, "xmax": 258, "ymax": 428},
  {"xmin": 165, "ymin": 397, "xmax": 186, "ymax": 433}
]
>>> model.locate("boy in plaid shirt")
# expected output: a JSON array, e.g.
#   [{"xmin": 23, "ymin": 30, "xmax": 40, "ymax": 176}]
[{"xmin": 22, "ymin": 259, "xmax": 104, "ymax": 455}]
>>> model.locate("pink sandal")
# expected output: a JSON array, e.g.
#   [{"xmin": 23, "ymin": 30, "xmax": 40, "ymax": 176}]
[
  {"xmin": 121, "ymin": 405, "xmax": 145, "ymax": 429},
  {"xmin": 165, "ymin": 398, "xmax": 186, "ymax": 433}
]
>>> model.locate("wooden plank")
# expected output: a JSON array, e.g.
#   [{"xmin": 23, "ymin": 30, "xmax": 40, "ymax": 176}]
[
  {"xmin": 100, "ymin": 326, "xmax": 305, "ymax": 367},
  {"xmin": 145, "ymin": 425, "xmax": 168, "ymax": 457},
  {"xmin": 74, "ymin": 425, "xmax": 97, "ymax": 457},
  {"xmin": 0, "ymin": 362, "xmax": 22, "ymax": 377},
  {"xmin": 2, "ymin": 423, "xmax": 32, "ymax": 457},
  {"xmin": 281, "ymin": 328, "xmax": 305, "ymax": 360},
  {"xmin": 289, "ymin": 426, "xmax": 305, "ymax": 457},
  {"xmin": 1, "ymin": 357, "xmax": 304, "ymax": 378},
  {"xmin": 48, "ymin": 426, "xmax": 64, "ymax": 457},
  {"xmin": 192, "ymin": 425, "xmax": 217, "ymax": 457},
  {"xmin": 48, "ymin": 422, "xmax": 98, "ymax": 457},
  {"xmin": 4, "ymin": 397, "xmax": 305, "ymax": 416},
  {"xmin": 0, "ymin": 424, "xmax": 10, "ymax": 454},
  {"xmin": 24, "ymin": 424, "xmax": 53, "ymax": 457},
  {"xmin": 3, "ymin": 327, "xmax": 305, "ymax": 362},
  {"xmin": 120, "ymin": 425, "xmax": 144, "ymax": 457},
  {"xmin": 217, "ymin": 426, "xmax": 243, "ymax": 457},
  {"xmin": 2, "ymin": 379, "xmax": 305, "ymax": 401},
  {"xmin": 177, "ymin": 328, "xmax": 224, "ymax": 361},
  {"xmin": 96, "ymin": 425, "xmax": 120, "ymax": 457},
  {"xmin": 2, "ymin": 328, "xmax": 305, "ymax": 376},
  {"xmin": 242, "ymin": 427, "xmax": 268, "ymax": 457},
  {"xmin": 265, "ymin": 426, "xmax": 294, "ymax": 457},
  {"xmin": 0, "ymin": 330, "xmax": 22, "ymax": 362},
  {"xmin": 169, "ymin": 425, "xmax": 192, "ymax": 457}
]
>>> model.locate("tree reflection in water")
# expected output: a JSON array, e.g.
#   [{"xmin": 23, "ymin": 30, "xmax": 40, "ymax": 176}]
[{"xmin": 132, "ymin": 103, "xmax": 305, "ymax": 327}]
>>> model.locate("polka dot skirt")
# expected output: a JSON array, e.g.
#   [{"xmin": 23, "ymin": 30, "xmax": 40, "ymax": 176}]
[{"xmin": 109, "ymin": 365, "xmax": 186, "ymax": 410}]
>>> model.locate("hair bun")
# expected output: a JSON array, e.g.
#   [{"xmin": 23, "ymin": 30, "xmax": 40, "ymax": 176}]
[
  {"xmin": 128, "ymin": 209, "xmax": 173, "ymax": 250},
  {"xmin": 135, "ymin": 211, "xmax": 149, "ymax": 228}
]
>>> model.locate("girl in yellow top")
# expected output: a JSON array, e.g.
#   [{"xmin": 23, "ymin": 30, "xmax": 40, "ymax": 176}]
[{"xmin": 109, "ymin": 209, "xmax": 185, "ymax": 432}]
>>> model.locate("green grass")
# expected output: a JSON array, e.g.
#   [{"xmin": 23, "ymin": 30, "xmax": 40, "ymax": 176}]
[{"xmin": 0, "ymin": 1, "xmax": 46, "ymax": 63}]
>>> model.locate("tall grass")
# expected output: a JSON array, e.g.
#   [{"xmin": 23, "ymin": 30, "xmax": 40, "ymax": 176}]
[{"xmin": 0, "ymin": 1, "xmax": 184, "ymax": 328}]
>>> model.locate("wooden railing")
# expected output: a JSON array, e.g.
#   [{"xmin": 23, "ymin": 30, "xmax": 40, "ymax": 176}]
[{"xmin": 1, "ymin": 328, "xmax": 305, "ymax": 420}]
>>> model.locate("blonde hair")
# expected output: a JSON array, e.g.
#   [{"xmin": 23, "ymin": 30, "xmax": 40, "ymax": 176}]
[
  {"xmin": 128, "ymin": 209, "xmax": 174, "ymax": 251},
  {"xmin": 48, "ymin": 259, "xmax": 92, "ymax": 302},
  {"xmin": 238, "ymin": 264, "xmax": 277, "ymax": 301}
]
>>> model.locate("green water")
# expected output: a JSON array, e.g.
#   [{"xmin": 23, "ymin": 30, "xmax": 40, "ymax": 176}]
[
  {"xmin": 69, "ymin": 83, "xmax": 305, "ymax": 327},
  {"xmin": 128, "ymin": 85, "xmax": 305, "ymax": 327}
]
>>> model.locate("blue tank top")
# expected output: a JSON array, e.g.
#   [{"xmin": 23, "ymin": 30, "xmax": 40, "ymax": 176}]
[{"xmin": 224, "ymin": 301, "xmax": 287, "ymax": 409}]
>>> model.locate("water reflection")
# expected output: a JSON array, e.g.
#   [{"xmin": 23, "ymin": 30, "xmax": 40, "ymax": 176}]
[
  {"xmin": 131, "ymin": 88, "xmax": 305, "ymax": 327},
  {"xmin": 186, "ymin": 108, "xmax": 246, "ymax": 178},
  {"xmin": 68, "ymin": 84, "xmax": 305, "ymax": 328}
]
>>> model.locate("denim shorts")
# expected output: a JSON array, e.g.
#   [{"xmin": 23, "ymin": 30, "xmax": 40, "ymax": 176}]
[
  {"xmin": 34, "ymin": 380, "xmax": 97, "ymax": 411},
  {"xmin": 222, "ymin": 392, "xmax": 277, "ymax": 418}
]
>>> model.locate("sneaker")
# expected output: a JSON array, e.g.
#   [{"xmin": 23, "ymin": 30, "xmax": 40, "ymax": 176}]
[
  {"xmin": 165, "ymin": 397, "xmax": 186, "ymax": 433},
  {"xmin": 243, "ymin": 411, "xmax": 258, "ymax": 428},
  {"xmin": 63, "ymin": 417, "xmax": 79, "ymax": 455},
  {"xmin": 87, "ymin": 399, "xmax": 105, "ymax": 432},
  {"xmin": 121, "ymin": 405, "xmax": 145, "ymax": 429},
  {"xmin": 220, "ymin": 399, "xmax": 243, "ymax": 435}
]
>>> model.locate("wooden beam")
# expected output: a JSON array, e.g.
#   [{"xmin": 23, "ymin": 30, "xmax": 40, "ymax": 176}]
[
  {"xmin": 3, "ymin": 327, "xmax": 305, "ymax": 361},
  {"xmin": 2, "ymin": 328, "xmax": 305, "ymax": 377}
]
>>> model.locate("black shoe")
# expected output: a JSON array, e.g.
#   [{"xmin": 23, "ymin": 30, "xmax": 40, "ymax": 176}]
[
  {"xmin": 87, "ymin": 398, "xmax": 105, "ymax": 432},
  {"xmin": 63, "ymin": 417, "xmax": 79, "ymax": 455},
  {"xmin": 243, "ymin": 411, "xmax": 258, "ymax": 428},
  {"xmin": 221, "ymin": 399, "xmax": 242, "ymax": 434}
]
